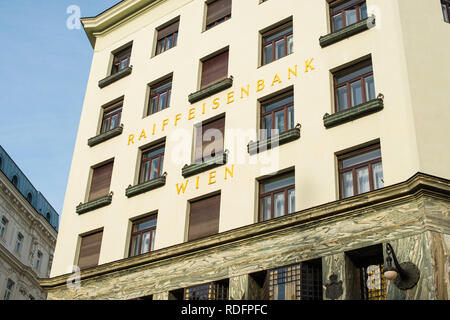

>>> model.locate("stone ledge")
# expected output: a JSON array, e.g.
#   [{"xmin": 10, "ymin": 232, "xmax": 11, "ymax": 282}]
[
  {"xmin": 319, "ymin": 15, "xmax": 375, "ymax": 48},
  {"xmin": 98, "ymin": 66, "xmax": 132, "ymax": 88},
  {"xmin": 182, "ymin": 152, "xmax": 228, "ymax": 178},
  {"xmin": 76, "ymin": 193, "xmax": 113, "ymax": 215},
  {"xmin": 87, "ymin": 125, "xmax": 123, "ymax": 147},
  {"xmin": 188, "ymin": 77, "xmax": 233, "ymax": 104},
  {"xmin": 247, "ymin": 125, "xmax": 301, "ymax": 155},
  {"xmin": 125, "ymin": 175, "xmax": 167, "ymax": 198},
  {"xmin": 323, "ymin": 97, "xmax": 384, "ymax": 128}
]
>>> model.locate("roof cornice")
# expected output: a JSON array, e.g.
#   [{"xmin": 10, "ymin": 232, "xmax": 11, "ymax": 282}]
[{"xmin": 81, "ymin": 0, "xmax": 164, "ymax": 48}]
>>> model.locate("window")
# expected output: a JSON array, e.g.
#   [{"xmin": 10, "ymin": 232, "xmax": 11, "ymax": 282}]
[
  {"xmin": 333, "ymin": 58, "xmax": 375, "ymax": 112},
  {"xmin": 26, "ymin": 192, "xmax": 32, "ymax": 203},
  {"xmin": 87, "ymin": 161, "xmax": 114, "ymax": 202},
  {"xmin": 263, "ymin": 260, "xmax": 322, "ymax": 300},
  {"xmin": 148, "ymin": 77, "xmax": 172, "ymax": 115},
  {"xmin": 194, "ymin": 116, "xmax": 225, "ymax": 163},
  {"xmin": 329, "ymin": 0, "xmax": 368, "ymax": 32},
  {"xmin": 14, "ymin": 233, "xmax": 23, "ymax": 253},
  {"xmin": 260, "ymin": 91, "xmax": 294, "ymax": 140},
  {"xmin": 139, "ymin": 143, "xmax": 165, "ymax": 184},
  {"xmin": 346, "ymin": 245, "xmax": 386, "ymax": 300},
  {"xmin": 129, "ymin": 214, "xmax": 157, "ymax": 257},
  {"xmin": 100, "ymin": 100, "xmax": 122, "ymax": 134},
  {"xmin": 111, "ymin": 45, "xmax": 132, "ymax": 75},
  {"xmin": 4, "ymin": 279, "xmax": 14, "ymax": 300},
  {"xmin": 0, "ymin": 217, "xmax": 8, "ymax": 239},
  {"xmin": 443, "ymin": 0, "xmax": 450, "ymax": 23},
  {"xmin": 156, "ymin": 20, "xmax": 179, "ymax": 55},
  {"xmin": 184, "ymin": 280, "xmax": 229, "ymax": 300},
  {"xmin": 45, "ymin": 212, "xmax": 51, "ymax": 221},
  {"xmin": 34, "ymin": 251, "xmax": 43, "ymax": 271},
  {"xmin": 188, "ymin": 194, "xmax": 221, "ymax": 241},
  {"xmin": 259, "ymin": 172, "xmax": 295, "ymax": 221},
  {"xmin": 77, "ymin": 230, "xmax": 103, "ymax": 270},
  {"xmin": 261, "ymin": 21, "xmax": 293, "ymax": 65},
  {"xmin": 201, "ymin": 49, "xmax": 229, "ymax": 89},
  {"xmin": 11, "ymin": 175, "xmax": 18, "ymax": 187},
  {"xmin": 338, "ymin": 143, "xmax": 384, "ymax": 199},
  {"xmin": 205, "ymin": 0, "xmax": 232, "ymax": 30}
]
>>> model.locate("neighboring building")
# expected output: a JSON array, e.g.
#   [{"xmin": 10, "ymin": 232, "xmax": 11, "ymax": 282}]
[
  {"xmin": 42, "ymin": 0, "xmax": 449, "ymax": 300},
  {"xmin": 0, "ymin": 146, "xmax": 59, "ymax": 300}
]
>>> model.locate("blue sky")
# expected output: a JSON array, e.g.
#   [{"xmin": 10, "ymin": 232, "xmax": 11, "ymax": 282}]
[{"xmin": 0, "ymin": 1, "xmax": 122, "ymax": 214}]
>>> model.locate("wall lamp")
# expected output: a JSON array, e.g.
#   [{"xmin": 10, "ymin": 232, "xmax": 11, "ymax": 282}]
[{"xmin": 384, "ymin": 243, "xmax": 420, "ymax": 290}]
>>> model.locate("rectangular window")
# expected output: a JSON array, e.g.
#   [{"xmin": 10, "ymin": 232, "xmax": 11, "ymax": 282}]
[
  {"xmin": 201, "ymin": 50, "xmax": 229, "ymax": 89},
  {"xmin": 205, "ymin": 0, "xmax": 232, "ymax": 30},
  {"xmin": 260, "ymin": 91, "xmax": 294, "ymax": 140},
  {"xmin": 188, "ymin": 194, "xmax": 221, "ymax": 241},
  {"xmin": 0, "ymin": 217, "xmax": 8, "ymax": 239},
  {"xmin": 194, "ymin": 116, "xmax": 225, "ymax": 163},
  {"xmin": 148, "ymin": 77, "xmax": 172, "ymax": 115},
  {"xmin": 129, "ymin": 214, "xmax": 157, "ymax": 257},
  {"xmin": 338, "ymin": 143, "xmax": 383, "ymax": 199},
  {"xmin": 88, "ymin": 161, "xmax": 114, "ymax": 202},
  {"xmin": 184, "ymin": 280, "xmax": 229, "ymax": 300},
  {"xmin": 264, "ymin": 260, "xmax": 322, "ymax": 300},
  {"xmin": 100, "ymin": 100, "xmax": 122, "ymax": 134},
  {"xmin": 14, "ymin": 233, "xmax": 23, "ymax": 253},
  {"xmin": 333, "ymin": 58, "xmax": 375, "ymax": 112},
  {"xmin": 4, "ymin": 279, "xmax": 14, "ymax": 300},
  {"xmin": 261, "ymin": 21, "xmax": 293, "ymax": 66},
  {"xmin": 259, "ymin": 172, "xmax": 295, "ymax": 221},
  {"xmin": 139, "ymin": 143, "xmax": 165, "ymax": 184},
  {"xmin": 329, "ymin": 0, "xmax": 368, "ymax": 32},
  {"xmin": 346, "ymin": 244, "xmax": 386, "ymax": 300},
  {"xmin": 156, "ymin": 20, "xmax": 179, "ymax": 55},
  {"xmin": 111, "ymin": 45, "xmax": 132, "ymax": 75},
  {"xmin": 77, "ymin": 230, "xmax": 103, "ymax": 270},
  {"xmin": 442, "ymin": 0, "xmax": 450, "ymax": 23},
  {"xmin": 34, "ymin": 251, "xmax": 43, "ymax": 271}
]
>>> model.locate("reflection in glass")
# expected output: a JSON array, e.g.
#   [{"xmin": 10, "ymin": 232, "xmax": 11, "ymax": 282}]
[
  {"xmin": 356, "ymin": 167, "xmax": 370, "ymax": 194},
  {"xmin": 274, "ymin": 192, "xmax": 285, "ymax": 218}
]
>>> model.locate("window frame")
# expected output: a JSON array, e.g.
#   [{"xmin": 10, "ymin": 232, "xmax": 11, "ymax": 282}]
[
  {"xmin": 147, "ymin": 77, "xmax": 172, "ymax": 116},
  {"xmin": 194, "ymin": 116, "xmax": 225, "ymax": 163},
  {"xmin": 259, "ymin": 172, "xmax": 295, "ymax": 222},
  {"xmin": 4, "ymin": 279, "xmax": 14, "ymax": 300},
  {"xmin": 35, "ymin": 250, "xmax": 43, "ymax": 271},
  {"xmin": 442, "ymin": 0, "xmax": 450, "ymax": 23},
  {"xmin": 329, "ymin": 0, "xmax": 368, "ymax": 32},
  {"xmin": 128, "ymin": 214, "xmax": 158, "ymax": 258},
  {"xmin": 15, "ymin": 232, "xmax": 24, "ymax": 253},
  {"xmin": 139, "ymin": 143, "xmax": 165, "ymax": 184},
  {"xmin": 155, "ymin": 20, "xmax": 179, "ymax": 55},
  {"xmin": 260, "ymin": 91, "xmax": 294, "ymax": 139},
  {"xmin": 111, "ymin": 46, "xmax": 132, "ymax": 75},
  {"xmin": 333, "ymin": 58, "xmax": 374, "ymax": 112},
  {"xmin": 100, "ymin": 100, "xmax": 123, "ymax": 134},
  {"xmin": 205, "ymin": 0, "xmax": 232, "ymax": 30},
  {"xmin": 337, "ymin": 143, "xmax": 383, "ymax": 199},
  {"xmin": 261, "ymin": 21, "xmax": 293, "ymax": 66},
  {"xmin": 0, "ymin": 217, "xmax": 8, "ymax": 239},
  {"xmin": 200, "ymin": 49, "xmax": 229, "ymax": 89},
  {"xmin": 184, "ymin": 280, "xmax": 229, "ymax": 300}
]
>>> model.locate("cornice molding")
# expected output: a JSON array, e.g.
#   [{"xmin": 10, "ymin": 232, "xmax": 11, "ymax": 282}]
[{"xmin": 40, "ymin": 172, "xmax": 449, "ymax": 289}]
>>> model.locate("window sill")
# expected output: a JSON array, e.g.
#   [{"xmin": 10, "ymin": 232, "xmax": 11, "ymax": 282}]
[
  {"xmin": 125, "ymin": 175, "xmax": 167, "ymax": 198},
  {"xmin": 247, "ymin": 125, "xmax": 301, "ymax": 155},
  {"xmin": 76, "ymin": 193, "xmax": 113, "ymax": 215},
  {"xmin": 319, "ymin": 15, "xmax": 375, "ymax": 48},
  {"xmin": 98, "ymin": 66, "xmax": 133, "ymax": 88},
  {"xmin": 87, "ymin": 125, "xmax": 124, "ymax": 147},
  {"xmin": 323, "ymin": 96, "xmax": 384, "ymax": 129},
  {"xmin": 182, "ymin": 152, "xmax": 228, "ymax": 178},
  {"xmin": 188, "ymin": 77, "xmax": 233, "ymax": 104}
]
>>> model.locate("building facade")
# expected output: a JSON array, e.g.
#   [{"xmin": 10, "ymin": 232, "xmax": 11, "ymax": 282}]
[
  {"xmin": 42, "ymin": 0, "xmax": 449, "ymax": 300},
  {"xmin": 0, "ymin": 146, "xmax": 59, "ymax": 300}
]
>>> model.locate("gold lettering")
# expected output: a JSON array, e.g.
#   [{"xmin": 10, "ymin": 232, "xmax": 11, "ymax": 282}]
[
  {"xmin": 288, "ymin": 65, "xmax": 298, "ymax": 80},
  {"xmin": 241, "ymin": 85, "xmax": 250, "ymax": 99},
  {"xmin": 225, "ymin": 165, "xmax": 234, "ymax": 180},
  {"xmin": 176, "ymin": 180, "xmax": 189, "ymax": 195},
  {"xmin": 196, "ymin": 176, "xmax": 199, "ymax": 189},
  {"xmin": 162, "ymin": 119, "xmax": 169, "ymax": 131},
  {"xmin": 128, "ymin": 134, "xmax": 135, "ymax": 145},
  {"xmin": 271, "ymin": 73, "xmax": 282, "ymax": 86},
  {"xmin": 257, "ymin": 79, "xmax": 265, "ymax": 92},
  {"xmin": 138, "ymin": 129, "xmax": 147, "ymax": 141},
  {"xmin": 208, "ymin": 171, "xmax": 217, "ymax": 185},
  {"xmin": 305, "ymin": 58, "xmax": 315, "ymax": 72},
  {"xmin": 152, "ymin": 124, "xmax": 156, "ymax": 135},
  {"xmin": 202, "ymin": 103, "xmax": 206, "ymax": 114},
  {"xmin": 227, "ymin": 91, "xmax": 235, "ymax": 104},
  {"xmin": 212, "ymin": 98, "xmax": 220, "ymax": 109},
  {"xmin": 175, "ymin": 113, "xmax": 182, "ymax": 126},
  {"xmin": 188, "ymin": 107, "xmax": 196, "ymax": 120}
]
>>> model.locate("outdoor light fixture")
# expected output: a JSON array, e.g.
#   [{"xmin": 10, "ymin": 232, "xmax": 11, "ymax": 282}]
[{"xmin": 384, "ymin": 243, "xmax": 420, "ymax": 290}]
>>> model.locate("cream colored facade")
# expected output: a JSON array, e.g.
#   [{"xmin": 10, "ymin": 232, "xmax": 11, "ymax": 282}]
[{"xmin": 47, "ymin": 0, "xmax": 449, "ymax": 300}]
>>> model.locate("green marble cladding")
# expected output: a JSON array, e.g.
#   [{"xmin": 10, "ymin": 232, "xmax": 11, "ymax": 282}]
[
  {"xmin": 319, "ymin": 16, "xmax": 375, "ymax": 48},
  {"xmin": 43, "ymin": 173, "xmax": 449, "ymax": 300},
  {"xmin": 98, "ymin": 66, "xmax": 132, "ymax": 88},
  {"xmin": 323, "ymin": 98, "xmax": 384, "ymax": 129},
  {"xmin": 76, "ymin": 194, "xmax": 113, "ymax": 215},
  {"xmin": 125, "ymin": 176, "xmax": 166, "ymax": 198}
]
